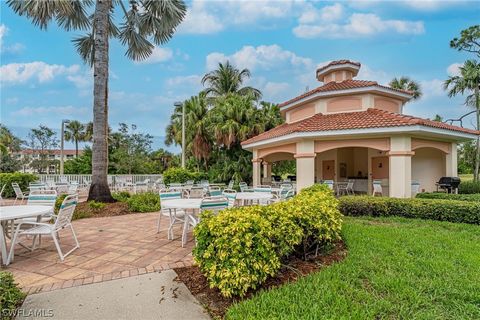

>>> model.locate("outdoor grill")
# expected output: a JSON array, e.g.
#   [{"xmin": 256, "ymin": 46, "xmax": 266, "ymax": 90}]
[{"xmin": 435, "ymin": 177, "xmax": 461, "ymax": 193}]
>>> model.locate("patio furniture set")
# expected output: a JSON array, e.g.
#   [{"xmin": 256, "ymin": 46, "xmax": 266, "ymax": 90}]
[
  {"xmin": 157, "ymin": 181, "xmax": 296, "ymax": 247},
  {"xmin": 1, "ymin": 183, "xmax": 80, "ymax": 266}
]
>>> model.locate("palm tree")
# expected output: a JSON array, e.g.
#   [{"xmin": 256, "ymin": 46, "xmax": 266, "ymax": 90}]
[
  {"xmin": 389, "ymin": 77, "xmax": 422, "ymax": 100},
  {"xmin": 8, "ymin": 0, "xmax": 186, "ymax": 202},
  {"xmin": 209, "ymin": 94, "xmax": 265, "ymax": 148},
  {"xmin": 64, "ymin": 120, "xmax": 86, "ymax": 157},
  {"xmin": 165, "ymin": 94, "xmax": 211, "ymax": 167},
  {"xmin": 202, "ymin": 61, "xmax": 262, "ymax": 100},
  {"xmin": 444, "ymin": 59, "xmax": 480, "ymax": 181}
]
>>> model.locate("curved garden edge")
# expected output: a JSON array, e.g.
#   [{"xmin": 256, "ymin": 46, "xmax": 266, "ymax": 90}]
[{"xmin": 174, "ymin": 240, "xmax": 347, "ymax": 319}]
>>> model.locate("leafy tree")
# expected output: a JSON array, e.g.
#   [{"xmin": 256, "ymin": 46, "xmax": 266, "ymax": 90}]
[
  {"xmin": 65, "ymin": 147, "xmax": 93, "ymax": 174},
  {"xmin": 26, "ymin": 125, "xmax": 59, "ymax": 173},
  {"xmin": 8, "ymin": 0, "xmax": 186, "ymax": 202},
  {"xmin": 432, "ymin": 114, "xmax": 444, "ymax": 122},
  {"xmin": 444, "ymin": 60, "xmax": 480, "ymax": 181},
  {"xmin": 0, "ymin": 125, "xmax": 22, "ymax": 155},
  {"xmin": 202, "ymin": 61, "xmax": 262, "ymax": 100},
  {"xmin": 389, "ymin": 77, "xmax": 422, "ymax": 100},
  {"xmin": 458, "ymin": 141, "xmax": 476, "ymax": 174},
  {"xmin": 110, "ymin": 123, "xmax": 153, "ymax": 174},
  {"xmin": 450, "ymin": 25, "xmax": 480, "ymax": 56},
  {"xmin": 64, "ymin": 120, "xmax": 87, "ymax": 157}
]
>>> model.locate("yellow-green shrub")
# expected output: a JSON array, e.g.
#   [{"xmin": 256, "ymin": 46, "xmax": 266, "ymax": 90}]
[{"xmin": 193, "ymin": 184, "xmax": 342, "ymax": 297}]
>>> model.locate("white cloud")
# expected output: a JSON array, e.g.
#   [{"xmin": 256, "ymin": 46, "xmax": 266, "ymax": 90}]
[
  {"xmin": 402, "ymin": 0, "xmax": 467, "ymax": 11},
  {"xmin": 0, "ymin": 62, "xmax": 80, "ymax": 85},
  {"xmin": 294, "ymin": 9, "xmax": 424, "ymax": 39},
  {"xmin": 447, "ymin": 62, "xmax": 462, "ymax": 77},
  {"xmin": 206, "ymin": 44, "xmax": 313, "ymax": 72},
  {"xmin": 420, "ymin": 79, "xmax": 445, "ymax": 98},
  {"xmin": 166, "ymin": 74, "xmax": 202, "ymax": 88},
  {"xmin": 12, "ymin": 105, "xmax": 88, "ymax": 117},
  {"xmin": 263, "ymin": 82, "xmax": 290, "ymax": 99},
  {"xmin": 135, "ymin": 47, "xmax": 173, "ymax": 64},
  {"xmin": 178, "ymin": 0, "xmax": 223, "ymax": 34},
  {"xmin": 299, "ymin": 3, "xmax": 343, "ymax": 24},
  {"xmin": 0, "ymin": 24, "xmax": 25, "ymax": 54}
]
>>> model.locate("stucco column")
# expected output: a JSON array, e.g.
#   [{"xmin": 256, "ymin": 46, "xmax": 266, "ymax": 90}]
[
  {"xmin": 388, "ymin": 136, "xmax": 413, "ymax": 198},
  {"xmin": 252, "ymin": 159, "xmax": 262, "ymax": 186},
  {"xmin": 295, "ymin": 140, "xmax": 316, "ymax": 191},
  {"xmin": 262, "ymin": 161, "xmax": 272, "ymax": 180},
  {"xmin": 445, "ymin": 142, "xmax": 458, "ymax": 177}
]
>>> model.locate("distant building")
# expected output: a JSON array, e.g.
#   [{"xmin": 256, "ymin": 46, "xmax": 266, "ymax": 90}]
[{"xmin": 12, "ymin": 149, "xmax": 83, "ymax": 173}]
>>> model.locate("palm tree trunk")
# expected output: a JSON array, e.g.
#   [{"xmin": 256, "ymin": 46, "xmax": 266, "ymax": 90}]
[
  {"xmin": 88, "ymin": 0, "xmax": 114, "ymax": 202},
  {"xmin": 474, "ymin": 86, "xmax": 480, "ymax": 182},
  {"xmin": 75, "ymin": 139, "xmax": 79, "ymax": 157}
]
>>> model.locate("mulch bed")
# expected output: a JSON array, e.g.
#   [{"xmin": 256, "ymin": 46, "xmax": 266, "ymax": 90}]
[
  {"xmin": 174, "ymin": 241, "xmax": 347, "ymax": 319},
  {"xmin": 74, "ymin": 201, "xmax": 132, "ymax": 219}
]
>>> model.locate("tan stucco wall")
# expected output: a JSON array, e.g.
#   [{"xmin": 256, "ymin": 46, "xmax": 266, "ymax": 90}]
[
  {"xmin": 374, "ymin": 97, "xmax": 402, "ymax": 113},
  {"xmin": 388, "ymin": 136, "xmax": 412, "ymax": 198},
  {"xmin": 315, "ymin": 149, "xmax": 337, "ymax": 182},
  {"xmin": 286, "ymin": 103, "xmax": 316, "ymax": 123},
  {"xmin": 315, "ymin": 138, "xmax": 390, "ymax": 154},
  {"xmin": 412, "ymin": 148, "xmax": 445, "ymax": 192},
  {"xmin": 326, "ymin": 97, "xmax": 362, "ymax": 113},
  {"xmin": 296, "ymin": 140, "xmax": 315, "ymax": 190}
]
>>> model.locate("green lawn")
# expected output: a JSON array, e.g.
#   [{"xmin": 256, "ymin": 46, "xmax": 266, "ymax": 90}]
[{"xmin": 227, "ymin": 217, "xmax": 480, "ymax": 319}]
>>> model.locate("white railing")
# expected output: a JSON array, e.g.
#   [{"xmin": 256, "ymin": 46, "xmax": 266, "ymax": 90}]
[{"xmin": 36, "ymin": 174, "xmax": 163, "ymax": 187}]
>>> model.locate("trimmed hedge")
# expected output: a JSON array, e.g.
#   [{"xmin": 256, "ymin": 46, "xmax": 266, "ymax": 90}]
[
  {"xmin": 459, "ymin": 181, "xmax": 480, "ymax": 194},
  {"xmin": 416, "ymin": 192, "xmax": 480, "ymax": 202},
  {"xmin": 0, "ymin": 272, "xmax": 26, "ymax": 320},
  {"xmin": 193, "ymin": 184, "xmax": 342, "ymax": 297},
  {"xmin": 339, "ymin": 196, "xmax": 480, "ymax": 225},
  {"xmin": 162, "ymin": 167, "xmax": 207, "ymax": 185},
  {"xmin": 0, "ymin": 173, "xmax": 38, "ymax": 198}
]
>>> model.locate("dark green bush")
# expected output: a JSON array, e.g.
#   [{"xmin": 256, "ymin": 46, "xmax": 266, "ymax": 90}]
[
  {"xmin": 0, "ymin": 173, "xmax": 38, "ymax": 198},
  {"xmin": 339, "ymin": 196, "xmax": 480, "ymax": 225},
  {"xmin": 162, "ymin": 167, "xmax": 206, "ymax": 184},
  {"xmin": 126, "ymin": 192, "xmax": 160, "ymax": 212},
  {"xmin": 416, "ymin": 192, "xmax": 480, "ymax": 202},
  {"xmin": 193, "ymin": 184, "xmax": 342, "ymax": 297},
  {"xmin": 458, "ymin": 181, "xmax": 480, "ymax": 194},
  {"xmin": 0, "ymin": 272, "xmax": 26, "ymax": 320}
]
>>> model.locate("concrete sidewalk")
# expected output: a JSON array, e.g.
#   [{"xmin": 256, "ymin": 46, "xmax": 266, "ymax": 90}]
[{"xmin": 16, "ymin": 270, "xmax": 209, "ymax": 320}]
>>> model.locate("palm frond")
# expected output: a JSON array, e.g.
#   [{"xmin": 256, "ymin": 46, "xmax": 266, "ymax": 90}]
[{"xmin": 72, "ymin": 33, "xmax": 95, "ymax": 67}]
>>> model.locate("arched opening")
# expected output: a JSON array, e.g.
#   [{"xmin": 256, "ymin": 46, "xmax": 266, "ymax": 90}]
[
  {"xmin": 412, "ymin": 147, "xmax": 446, "ymax": 192},
  {"xmin": 262, "ymin": 152, "xmax": 295, "ymax": 183}
]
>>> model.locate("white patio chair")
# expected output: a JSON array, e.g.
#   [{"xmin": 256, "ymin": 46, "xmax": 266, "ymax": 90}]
[
  {"xmin": 373, "ymin": 180, "xmax": 383, "ymax": 196},
  {"xmin": 182, "ymin": 196, "xmax": 228, "ymax": 247},
  {"xmin": 227, "ymin": 180, "xmax": 234, "ymax": 189},
  {"xmin": 346, "ymin": 180, "xmax": 355, "ymax": 195},
  {"xmin": 68, "ymin": 183, "xmax": 78, "ymax": 195},
  {"xmin": 209, "ymin": 186, "xmax": 222, "ymax": 197},
  {"xmin": 134, "ymin": 181, "xmax": 148, "ymax": 194},
  {"xmin": 323, "ymin": 180, "xmax": 334, "ymax": 190},
  {"xmin": 55, "ymin": 182, "xmax": 69, "ymax": 194},
  {"xmin": 158, "ymin": 191, "xmax": 186, "ymax": 239},
  {"xmin": 7, "ymin": 194, "xmax": 80, "ymax": 263},
  {"xmin": 254, "ymin": 185, "xmax": 272, "ymax": 192},
  {"xmin": 12, "ymin": 182, "xmax": 29, "ymax": 204},
  {"xmin": 411, "ymin": 181, "xmax": 420, "ymax": 197},
  {"xmin": 222, "ymin": 189, "xmax": 237, "ymax": 207},
  {"xmin": 239, "ymin": 182, "xmax": 251, "ymax": 192},
  {"xmin": 188, "ymin": 186, "xmax": 205, "ymax": 199}
]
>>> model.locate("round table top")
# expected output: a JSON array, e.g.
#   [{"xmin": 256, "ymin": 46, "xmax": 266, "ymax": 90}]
[
  {"xmin": 236, "ymin": 192, "xmax": 273, "ymax": 200},
  {"xmin": 0, "ymin": 205, "xmax": 53, "ymax": 221},
  {"xmin": 161, "ymin": 198, "xmax": 202, "ymax": 209}
]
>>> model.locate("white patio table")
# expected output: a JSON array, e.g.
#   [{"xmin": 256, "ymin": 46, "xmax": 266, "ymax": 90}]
[
  {"xmin": 0, "ymin": 205, "xmax": 52, "ymax": 265},
  {"xmin": 161, "ymin": 198, "xmax": 202, "ymax": 210},
  {"xmin": 236, "ymin": 192, "xmax": 273, "ymax": 206}
]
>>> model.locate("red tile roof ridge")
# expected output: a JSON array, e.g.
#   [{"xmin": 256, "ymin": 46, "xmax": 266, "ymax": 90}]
[{"xmin": 316, "ymin": 60, "xmax": 361, "ymax": 73}]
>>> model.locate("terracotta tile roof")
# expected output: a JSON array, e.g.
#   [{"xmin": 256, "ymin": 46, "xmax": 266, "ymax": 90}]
[
  {"xmin": 316, "ymin": 60, "xmax": 360, "ymax": 73},
  {"xmin": 242, "ymin": 108, "xmax": 479, "ymax": 146},
  {"xmin": 279, "ymin": 80, "xmax": 412, "ymax": 108}
]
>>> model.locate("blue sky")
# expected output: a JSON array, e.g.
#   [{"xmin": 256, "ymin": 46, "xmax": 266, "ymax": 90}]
[{"xmin": 1, "ymin": 0, "xmax": 479, "ymax": 151}]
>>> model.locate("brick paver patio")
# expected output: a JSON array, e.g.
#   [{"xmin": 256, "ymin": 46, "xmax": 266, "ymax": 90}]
[{"xmin": 1, "ymin": 212, "xmax": 194, "ymax": 294}]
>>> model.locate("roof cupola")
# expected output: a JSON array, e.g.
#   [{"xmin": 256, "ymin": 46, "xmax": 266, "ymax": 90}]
[{"xmin": 316, "ymin": 60, "xmax": 361, "ymax": 83}]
